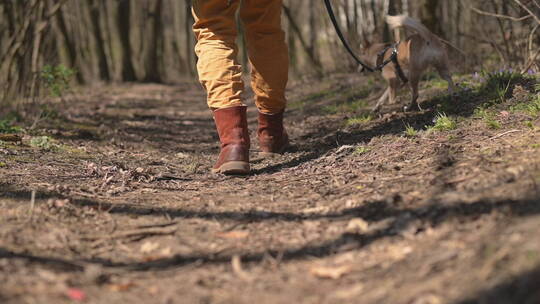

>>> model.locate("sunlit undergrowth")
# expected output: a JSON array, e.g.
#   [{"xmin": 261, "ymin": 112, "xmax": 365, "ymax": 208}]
[
  {"xmin": 0, "ymin": 119, "xmax": 22, "ymax": 133},
  {"xmin": 427, "ymin": 112, "xmax": 457, "ymax": 132},
  {"xmin": 511, "ymin": 96, "xmax": 540, "ymax": 118},
  {"xmin": 345, "ymin": 114, "xmax": 372, "ymax": 126},
  {"xmin": 403, "ymin": 124, "xmax": 418, "ymax": 137}
]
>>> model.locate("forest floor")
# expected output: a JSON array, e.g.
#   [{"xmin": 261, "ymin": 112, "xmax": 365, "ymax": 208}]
[{"xmin": 1, "ymin": 71, "xmax": 540, "ymax": 304}]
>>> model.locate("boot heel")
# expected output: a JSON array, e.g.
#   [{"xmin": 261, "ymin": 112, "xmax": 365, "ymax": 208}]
[{"xmin": 213, "ymin": 161, "xmax": 250, "ymax": 175}]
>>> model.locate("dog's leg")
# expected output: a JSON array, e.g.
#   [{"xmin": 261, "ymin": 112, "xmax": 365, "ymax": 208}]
[
  {"xmin": 388, "ymin": 78, "xmax": 399, "ymax": 104},
  {"xmin": 404, "ymin": 75, "xmax": 420, "ymax": 111},
  {"xmin": 436, "ymin": 64, "xmax": 456, "ymax": 94},
  {"xmin": 372, "ymin": 87, "xmax": 390, "ymax": 113}
]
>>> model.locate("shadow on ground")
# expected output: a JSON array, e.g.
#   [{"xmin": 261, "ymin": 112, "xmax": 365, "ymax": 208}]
[
  {"xmin": 456, "ymin": 265, "xmax": 540, "ymax": 304},
  {"xmin": 2, "ymin": 181, "xmax": 539, "ymax": 273}
]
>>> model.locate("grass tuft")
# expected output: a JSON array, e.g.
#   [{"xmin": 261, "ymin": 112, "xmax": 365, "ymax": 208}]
[
  {"xmin": 29, "ymin": 136, "xmax": 60, "ymax": 151},
  {"xmin": 354, "ymin": 146, "xmax": 371, "ymax": 155},
  {"xmin": 511, "ymin": 96, "xmax": 540, "ymax": 118},
  {"xmin": 404, "ymin": 124, "xmax": 418, "ymax": 137},
  {"xmin": 428, "ymin": 112, "xmax": 457, "ymax": 132},
  {"xmin": 0, "ymin": 119, "xmax": 22, "ymax": 133},
  {"xmin": 346, "ymin": 114, "xmax": 372, "ymax": 126},
  {"xmin": 474, "ymin": 107, "xmax": 501, "ymax": 129}
]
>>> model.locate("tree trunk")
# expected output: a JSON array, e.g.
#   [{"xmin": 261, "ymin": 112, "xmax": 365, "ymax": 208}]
[
  {"xmin": 87, "ymin": 0, "xmax": 110, "ymax": 81},
  {"xmin": 420, "ymin": 0, "xmax": 443, "ymax": 37},
  {"xmin": 117, "ymin": 0, "xmax": 137, "ymax": 81},
  {"xmin": 144, "ymin": 0, "xmax": 164, "ymax": 82}
]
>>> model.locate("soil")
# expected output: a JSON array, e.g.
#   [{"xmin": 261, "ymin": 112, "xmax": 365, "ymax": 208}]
[{"xmin": 1, "ymin": 72, "xmax": 540, "ymax": 304}]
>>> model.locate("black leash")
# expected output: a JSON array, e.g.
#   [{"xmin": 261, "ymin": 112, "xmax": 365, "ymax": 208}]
[
  {"xmin": 323, "ymin": 0, "xmax": 408, "ymax": 83},
  {"xmin": 323, "ymin": 0, "xmax": 373, "ymax": 72}
]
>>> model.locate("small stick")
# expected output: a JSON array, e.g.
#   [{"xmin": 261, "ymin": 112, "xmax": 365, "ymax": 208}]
[
  {"xmin": 445, "ymin": 173, "xmax": 479, "ymax": 184},
  {"xmin": 231, "ymin": 255, "xmax": 252, "ymax": 281},
  {"xmin": 28, "ymin": 190, "xmax": 36, "ymax": 221},
  {"xmin": 82, "ymin": 226, "xmax": 177, "ymax": 241},
  {"xmin": 489, "ymin": 129, "xmax": 521, "ymax": 140}
]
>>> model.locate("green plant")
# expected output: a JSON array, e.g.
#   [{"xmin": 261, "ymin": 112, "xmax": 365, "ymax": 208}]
[
  {"xmin": 474, "ymin": 107, "xmax": 501, "ymax": 129},
  {"xmin": 322, "ymin": 87, "xmax": 371, "ymax": 114},
  {"xmin": 40, "ymin": 65, "xmax": 76, "ymax": 97},
  {"xmin": 0, "ymin": 119, "xmax": 22, "ymax": 133},
  {"xmin": 324, "ymin": 99, "xmax": 368, "ymax": 114},
  {"xmin": 346, "ymin": 114, "xmax": 372, "ymax": 126},
  {"xmin": 485, "ymin": 118, "xmax": 501, "ymax": 129},
  {"xmin": 354, "ymin": 146, "xmax": 371, "ymax": 155},
  {"xmin": 425, "ymin": 78, "xmax": 448, "ymax": 89},
  {"xmin": 429, "ymin": 112, "xmax": 457, "ymax": 131},
  {"xmin": 404, "ymin": 124, "xmax": 418, "ymax": 137},
  {"xmin": 479, "ymin": 70, "xmax": 527, "ymax": 105},
  {"xmin": 29, "ymin": 136, "xmax": 59, "ymax": 151},
  {"xmin": 525, "ymin": 121, "xmax": 535, "ymax": 129},
  {"xmin": 511, "ymin": 97, "xmax": 540, "ymax": 118},
  {"xmin": 473, "ymin": 107, "xmax": 489, "ymax": 119}
]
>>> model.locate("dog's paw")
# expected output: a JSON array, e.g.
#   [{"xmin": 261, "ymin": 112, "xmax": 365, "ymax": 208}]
[
  {"xmin": 403, "ymin": 104, "xmax": 413, "ymax": 112},
  {"xmin": 403, "ymin": 103, "xmax": 421, "ymax": 112}
]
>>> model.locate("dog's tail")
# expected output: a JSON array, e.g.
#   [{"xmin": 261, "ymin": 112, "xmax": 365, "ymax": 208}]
[{"xmin": 386, "ymin": 15, "xmax": 436, "ymax": 43}]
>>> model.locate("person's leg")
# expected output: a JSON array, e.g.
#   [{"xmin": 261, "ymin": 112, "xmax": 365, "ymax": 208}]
[
  {"xmin": 192, "ymin": 0, "xmax": 244, "ymax": 109},
  {"xmin": 240, "ymin": 0, "xmax": 289, "ymax": 154},
  {"xmin": 192, "ymin": 0, "xmax": 250, "ymax": 174}
]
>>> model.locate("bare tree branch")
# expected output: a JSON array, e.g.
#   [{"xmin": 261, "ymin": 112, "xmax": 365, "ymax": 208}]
[{"xmin": 471, "ymin": 6, "xmax": 532, "ymax": 21}]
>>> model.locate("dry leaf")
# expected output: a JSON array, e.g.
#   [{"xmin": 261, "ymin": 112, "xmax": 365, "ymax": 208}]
[
  {"xmin": 147, "ymin": 286, "xmax": 159, "ymax": 295},
  {"xmin": 310, "ymin": 265, "xmax": 352, "ymax": 279},
  {"xmin": 159, "ymin": 247, "xmax": 172, "ymax": 256},
  {"xmin": 140, "ymin": 241, "xmax": 160, "ymax": 253},
  {"xmin": 411, "ymin": 293, "xmax": 442, "ymax": 304},
  {"xmin": 216, "ymin": 230, "xmax": 249, "ymax": 239},
  {"xmin": 331, "ymin": 283, "xmax": 365, "ymax": 299},
  {"xmin": 302, "ymin": 206, "xmax": 330, "ymax": 214},
  {"xmin": 108, "ymin": 282, "xmax": 136, "ymax": 292},
  {"xmin": 346, "ymin": 218, "xmax": 369, "ymax": 233}
]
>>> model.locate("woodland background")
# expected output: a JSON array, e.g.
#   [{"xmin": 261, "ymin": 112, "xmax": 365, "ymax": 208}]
[{"xmin": 0, "ymin": 0, "xmax": 539, "ymax": 111}]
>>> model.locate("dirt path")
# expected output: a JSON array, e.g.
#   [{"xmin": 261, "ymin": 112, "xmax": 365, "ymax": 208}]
[{"xmin": 1, "ymin": 73, "xmax": 540, "ymax": 304}]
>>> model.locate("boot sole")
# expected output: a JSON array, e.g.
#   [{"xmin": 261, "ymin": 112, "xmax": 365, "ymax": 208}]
[
  {"xmin": 212, "ymin": 161, "xmax": 250, "ymax": 175},
  {"xmin": 259, "ymin": 151, "xmax": 282, "ymax": 158},
  {"xmin": 259, "ymin": 143, "xmax": 289, "ymax": 157}
]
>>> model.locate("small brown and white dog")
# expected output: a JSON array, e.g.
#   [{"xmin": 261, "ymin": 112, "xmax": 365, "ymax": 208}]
[{"xmin": 363, "ymin": 15, "xmax": 456, "ymax": 112}]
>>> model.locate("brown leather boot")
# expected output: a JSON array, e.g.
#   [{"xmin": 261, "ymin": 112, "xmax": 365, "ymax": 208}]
[
  {"xmin": 257, "ymin": 110, "xmax": 289, "ymax": 155},
  {"xmin": 212, "ymin": 106, "xmax": 250, "ymax": 174}
]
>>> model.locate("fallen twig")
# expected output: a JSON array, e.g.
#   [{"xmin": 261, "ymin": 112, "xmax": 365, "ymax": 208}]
[
  {"xmin": 231, "ymin": 255, "xmax": 252, "ymax": 281},
  {"xmin": 27, "ymin": 190, "xmax": 36, "ymax": 222},
  {"xmin": 81, "ymin": 225, "xmax": 177, "ymax": 241},
  {"xmin": 489, "ymin": 129, "xmax": 521, "ymax": 140},
  {"xmin": 445, "ymin": 173, "xmax": 480, "ymax": 184}
]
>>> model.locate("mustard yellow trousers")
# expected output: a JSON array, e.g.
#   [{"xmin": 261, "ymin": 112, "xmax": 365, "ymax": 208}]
[{"xmin": 192, "ymin": 0, "xmax": 288, "ymax": 114}]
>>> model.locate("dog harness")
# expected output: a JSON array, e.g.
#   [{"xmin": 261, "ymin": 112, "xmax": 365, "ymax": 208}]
[
  {"xmin": 376, "ymin": 43, "xmax": 409, "ymax": 84},
  {"xmin": 324, "ymin": 0, "xmax": 409, "ymax": 83}
]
